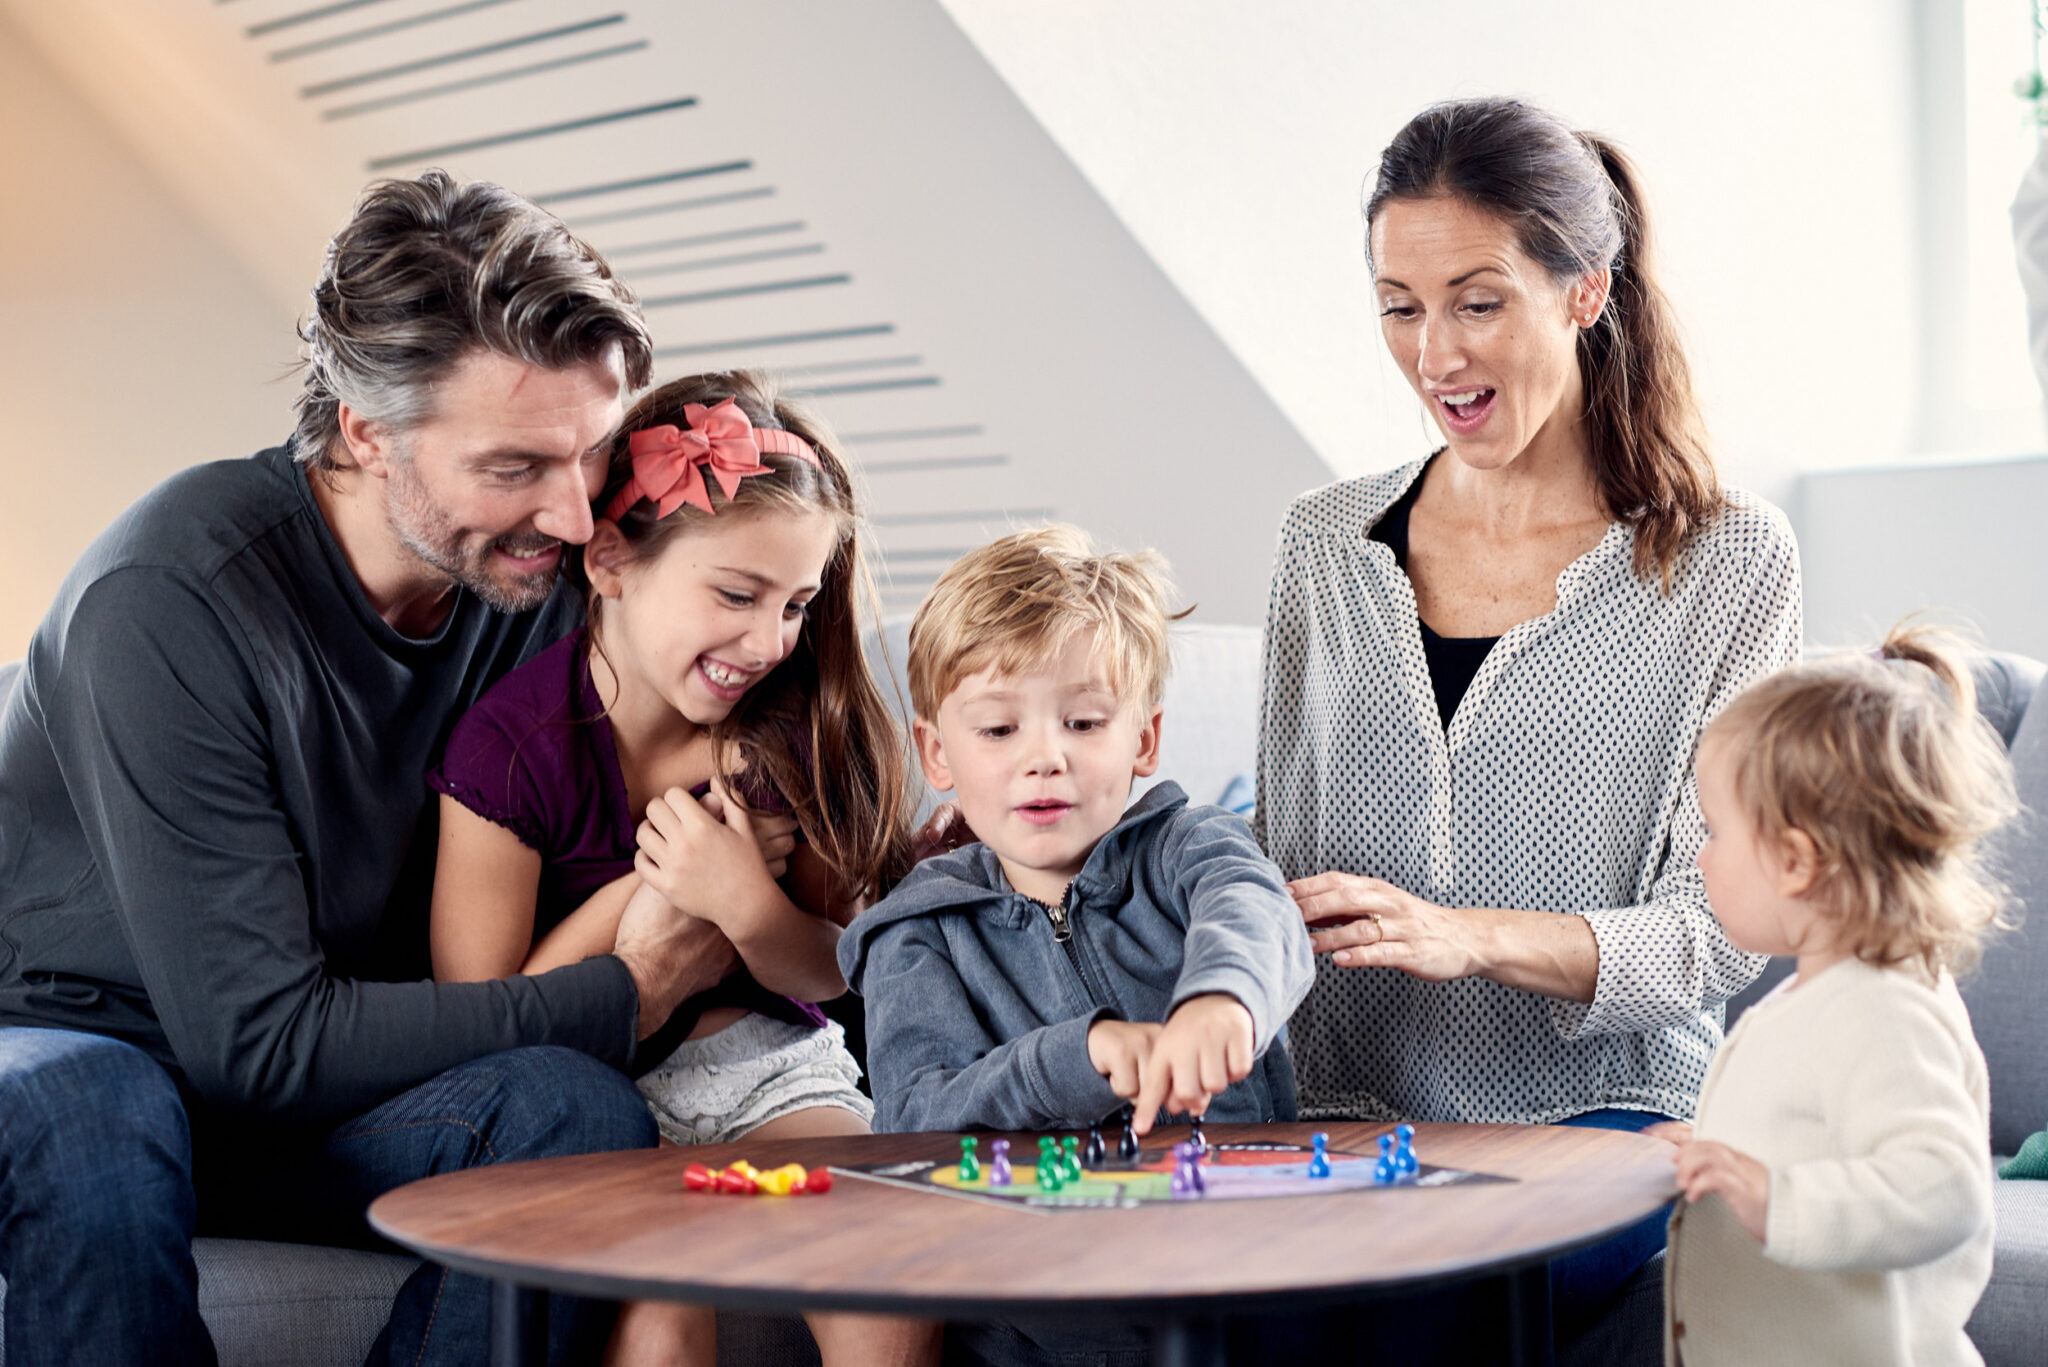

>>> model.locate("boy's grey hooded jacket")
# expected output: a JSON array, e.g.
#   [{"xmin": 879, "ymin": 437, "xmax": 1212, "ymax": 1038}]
[{"xmin": 839, "ymin": 782, "xmax": 1316, "ymax": 1133}]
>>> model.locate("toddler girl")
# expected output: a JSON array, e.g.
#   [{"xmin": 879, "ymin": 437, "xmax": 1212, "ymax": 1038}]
[
  {"xmin": 429, "ymin": 370, "xmax": 933, "ymax": 1367},
  {"xmin": 1664, "ymin": 626, "xmax": 2015, "ymax": 1365}
]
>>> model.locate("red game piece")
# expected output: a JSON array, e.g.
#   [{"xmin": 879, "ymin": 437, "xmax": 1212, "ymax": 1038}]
[
  {"xmin": 716, "ymin": 1167, "xmax": 756, "ymax": 1194},
  {"xmin": 682, "ymin": 1162, "xmax": 714, "ymax": 1191},
  {"xmin": 803, "ymin": 1168, "xmax": 834, "ymax": 1195}
]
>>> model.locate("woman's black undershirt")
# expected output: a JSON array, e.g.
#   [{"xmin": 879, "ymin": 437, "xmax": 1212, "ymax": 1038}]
[{"xmin": 1369, "ymin": 463, "xmax": 1500, "ymax": 731}]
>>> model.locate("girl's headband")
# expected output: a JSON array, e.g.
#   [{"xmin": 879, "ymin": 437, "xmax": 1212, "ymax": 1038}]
[{"xmin": 603, "ymin": 397, "xmax": 822, "ymax": 523}]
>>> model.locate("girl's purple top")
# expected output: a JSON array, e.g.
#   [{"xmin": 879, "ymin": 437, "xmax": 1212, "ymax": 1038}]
[{"xmin": 428, "ymin": 628, "xmax": 826, "ymax": 1038}]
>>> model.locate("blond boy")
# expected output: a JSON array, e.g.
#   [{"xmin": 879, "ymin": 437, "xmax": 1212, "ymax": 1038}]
[{"xmin": 838, "ymin": 526, "xmax": 1314, "ymax": 1134}]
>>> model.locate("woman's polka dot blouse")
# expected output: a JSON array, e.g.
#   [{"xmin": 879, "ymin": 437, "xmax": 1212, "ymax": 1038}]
[{"xmin": 1255, "ymin": 459, "xmax": 1801, "ymax": 1124}]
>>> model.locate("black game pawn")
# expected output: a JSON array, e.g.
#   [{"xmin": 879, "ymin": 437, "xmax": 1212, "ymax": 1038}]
[
  {"xmin": 1117, "ymin": 1107, "xmax": 1140, "ymax": 1161},
  {"xmin": 1084, "ymin": 1124, "xmax": 1107, "ymax": 1169},
  {"xmin": 1188, "ymin": 1118, "xmax": 1207, "ymax": 1157}
]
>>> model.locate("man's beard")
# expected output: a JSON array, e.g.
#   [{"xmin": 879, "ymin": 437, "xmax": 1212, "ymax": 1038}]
[{"xmin": 386, "ymin": 456, "xmax": 562, "ymax": 613}]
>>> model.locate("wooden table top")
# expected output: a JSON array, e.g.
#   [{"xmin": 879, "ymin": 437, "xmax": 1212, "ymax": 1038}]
[{"xmin": 368, "ymin": 1121, "xmax": 1678, "ymax": 1320}]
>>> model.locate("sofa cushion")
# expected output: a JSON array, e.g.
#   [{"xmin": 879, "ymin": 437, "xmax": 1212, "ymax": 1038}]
[
  {"xmin": 1966, "ymin": 1179, "xmax": 2048, "ymax": 1367},
  {"xmin": 1973, "ymin": 669, "xmax": 2048, "ymax": 1155},
  {"xmin": 1971, "ymin": 652, "xmax": 2046, "ymax": 750},
  {"xmin": 193, "ymin": 1237, "xmax": 415, "ymax": 1367}
]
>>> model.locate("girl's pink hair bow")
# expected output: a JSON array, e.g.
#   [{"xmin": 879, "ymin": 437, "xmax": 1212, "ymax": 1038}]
[{"xmin": 603, "ymin": 397, "xmax": 821, "ymax": 523}]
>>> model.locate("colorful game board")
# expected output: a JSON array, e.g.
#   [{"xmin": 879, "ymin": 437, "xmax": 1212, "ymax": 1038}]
[{"xmin": 832, "ymin": 1140, "xmax": 1509, "ymax": 1211}]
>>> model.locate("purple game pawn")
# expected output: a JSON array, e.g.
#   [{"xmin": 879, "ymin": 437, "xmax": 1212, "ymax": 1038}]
[{"xmin": 989, "ymin": 1138, "xmax": 1012, "ymax": 1186}]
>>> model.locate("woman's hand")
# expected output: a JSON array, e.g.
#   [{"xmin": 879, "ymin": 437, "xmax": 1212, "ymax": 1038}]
[
  {"xmin": 635, "ymin": 779, "xmax": 779, "ymax": 929},
  {"xmin": 1672, "ymin": 1139, "xmax": 1770, "ymax": 1242},
  {"xmin": 1290, "ymin": 873, "xmax": 1487, "ymax": 981},
  {"xmin": 1289, "ymin": 872, "xmax": 1600, "ymax": 1002}
]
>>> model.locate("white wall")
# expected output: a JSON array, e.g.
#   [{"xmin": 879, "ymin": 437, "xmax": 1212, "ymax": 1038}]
[
  {"xmin": 1798, "ymin": 456, "xmax": 2048, "ymax": 660},
  {"xmin": 0, "ymin": 12, "xmax": 299, "ymax": 660},
  {"xmin": 940, "ymin": 0, "xmax": 1924, "ymax": 506},
  {"xmin": 1, "ymin": 0, "xmax": 1329, "ymax": 634}
]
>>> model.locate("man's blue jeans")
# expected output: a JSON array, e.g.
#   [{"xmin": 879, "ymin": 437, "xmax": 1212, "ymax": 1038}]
[{"xmin": 0, "ymin": 1028, "xmax": 657, "ymax": 1367}]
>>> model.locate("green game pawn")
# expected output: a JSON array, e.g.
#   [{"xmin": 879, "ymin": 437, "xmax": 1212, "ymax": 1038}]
[
  {"xmin": 958, "ymin": 1136, "xmax": 981, "ymax": 1183},
  {"xmin": 1061, "ymin": 1135, "xmax": 1082, "ymax": 1181},
  {"xmin": 1036, "ymin": 1157, "xmax": 1064, "ymax": 1191}
]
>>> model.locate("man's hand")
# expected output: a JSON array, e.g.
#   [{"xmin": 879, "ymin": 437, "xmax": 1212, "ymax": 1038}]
[
  {"xmin": 634, "ymin": 779, "xmax": 780, "ymax": 926},
  {"xmin": 1672, "ymin": 1138, "xmax": 1771, "ymax": 1242},
  {"xmin": 1087, "ymin": 1019, "xmax": 1162, "ymax": 1102},
  {"xmin": 1129, "ymin": 994, "xmax": 1255, "ymax": 1135},
  {"xmin": 612, "ymin": 879, "xmax": 739, "ymax": 1039}
]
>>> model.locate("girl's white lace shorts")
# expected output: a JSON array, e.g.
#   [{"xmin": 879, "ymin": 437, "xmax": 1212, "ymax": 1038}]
[{"xmin": 635, "ymin": 1013, "xmax": 873, "ymax": 1146}]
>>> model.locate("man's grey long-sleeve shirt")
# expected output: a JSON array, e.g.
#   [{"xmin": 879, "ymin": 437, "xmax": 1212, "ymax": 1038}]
[{"xmin": 0, "ymin": 444, "xmax": 637, "ymax": 1122}]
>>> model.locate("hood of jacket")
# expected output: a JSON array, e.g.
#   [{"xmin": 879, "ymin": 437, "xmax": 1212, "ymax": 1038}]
[{"xmin": 841, "ymin": 780, "xmax": 1188, "ymax": 992}]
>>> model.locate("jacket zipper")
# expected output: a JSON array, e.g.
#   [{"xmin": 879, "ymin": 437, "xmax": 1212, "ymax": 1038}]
[{"xmin": 1041, "ymin": 890, "xmax": 1114, "ymax": 1011}]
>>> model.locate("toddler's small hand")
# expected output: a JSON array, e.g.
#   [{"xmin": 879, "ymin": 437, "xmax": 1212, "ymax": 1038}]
[
  {"xmin": 1087, "ymin": 1019, "xmax": 1162, "ymax": 1103},
  {"xmin": 1672, "ymin": 1139, "xmax": 1771, "ymax": 1242},
  {"xmin": 1131, "ymin": 993, "xmax": 1254, "ymax": 1133}
]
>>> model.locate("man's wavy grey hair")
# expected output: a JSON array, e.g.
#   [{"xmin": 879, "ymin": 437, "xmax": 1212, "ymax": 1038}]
[{"xmin": 292, "ymin": 170, "xmax": 653, "ymax": 470}]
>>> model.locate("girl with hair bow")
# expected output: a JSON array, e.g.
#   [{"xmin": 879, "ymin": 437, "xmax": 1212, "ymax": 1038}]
[{"xmin": 427, "ymin": 370, "xmax": 936, "ymax": 1367}]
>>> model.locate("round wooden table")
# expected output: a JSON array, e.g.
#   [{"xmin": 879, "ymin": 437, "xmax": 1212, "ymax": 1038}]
[{"xmin": 369, "ymin": 1120, "xmax": 1676, "ymax": 1367}]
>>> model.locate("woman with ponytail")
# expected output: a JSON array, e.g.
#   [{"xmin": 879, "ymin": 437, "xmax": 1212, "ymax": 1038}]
[{"xmin": 1255, "ymin": 98, "xmax": 1802, "ymax": 1338}]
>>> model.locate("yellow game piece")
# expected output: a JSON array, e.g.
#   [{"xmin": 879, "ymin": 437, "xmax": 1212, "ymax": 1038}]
[{"xmin": 765, "ymin": 1164, "xmax": 811, "ymax": 1196}]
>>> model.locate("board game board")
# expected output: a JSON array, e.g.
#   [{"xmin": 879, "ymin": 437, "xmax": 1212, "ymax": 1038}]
[{"xmin": 832, "ymin": 1140, "xmax": 1509, "ymax": 1211}]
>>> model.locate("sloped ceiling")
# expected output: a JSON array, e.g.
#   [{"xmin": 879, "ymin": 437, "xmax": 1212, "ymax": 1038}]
[{"xmin": 3, "ymin": 0, "xmax": 1330, "ymax": 623}]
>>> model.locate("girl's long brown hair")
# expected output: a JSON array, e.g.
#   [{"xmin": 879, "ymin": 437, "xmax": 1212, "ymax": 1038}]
[
  {"xmin": 581, "ymin": 370, "xmax": 914, "ymax": 901},
  {"xmin": 1365, "ymin": 98, "xmax": 1725, "ymax": 588}
]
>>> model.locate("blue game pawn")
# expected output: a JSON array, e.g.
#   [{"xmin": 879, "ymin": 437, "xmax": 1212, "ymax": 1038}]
[
  {"xmin": 1394, "ymin": 1123, "xmax": 1419, "ymax": 1179},
  {"xmin": 1373, "ymin": 1132, "xmax": 1397, "ymax": 1185},
  {"xmin": 959, "ymin": 1136, "xmax": 981, "ymax": 1183},
  {"xmin": 1307, "ymin": 1131, "xmax": 1332, "ymax": 1179},
  {"xmin": 989, "ymin": 1138, "xmax": 1012, "ymax": 1186}
]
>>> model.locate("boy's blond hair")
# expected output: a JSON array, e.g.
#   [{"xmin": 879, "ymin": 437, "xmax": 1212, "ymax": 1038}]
[
  {"xmin": 906, "ymin": 525, "xmax": 1179, "ymax": 720},
  {"xmin": 1704, "ymin": 624, "xmax": 2020, "ymax": 979}
]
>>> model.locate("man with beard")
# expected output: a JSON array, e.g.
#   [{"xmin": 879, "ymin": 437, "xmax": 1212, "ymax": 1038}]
[{"xmin": 0, "ymin": 172, "xmax": 737, "ymax": 1366}]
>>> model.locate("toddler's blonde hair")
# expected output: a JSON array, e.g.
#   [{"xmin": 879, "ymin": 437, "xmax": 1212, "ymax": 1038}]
[
  {"xmin": 906, "ymin": 525, "xmax": 1181, "ymax": 720},
  {"xmin": 1704, "ymin": 624, "xmax": 2019, "ymax": 978}
]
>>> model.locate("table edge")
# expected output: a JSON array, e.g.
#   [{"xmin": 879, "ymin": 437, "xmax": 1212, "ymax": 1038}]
[{"xmin": 367, "ymin": 1194, "xmax": 1678, "ymax": 1320}]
